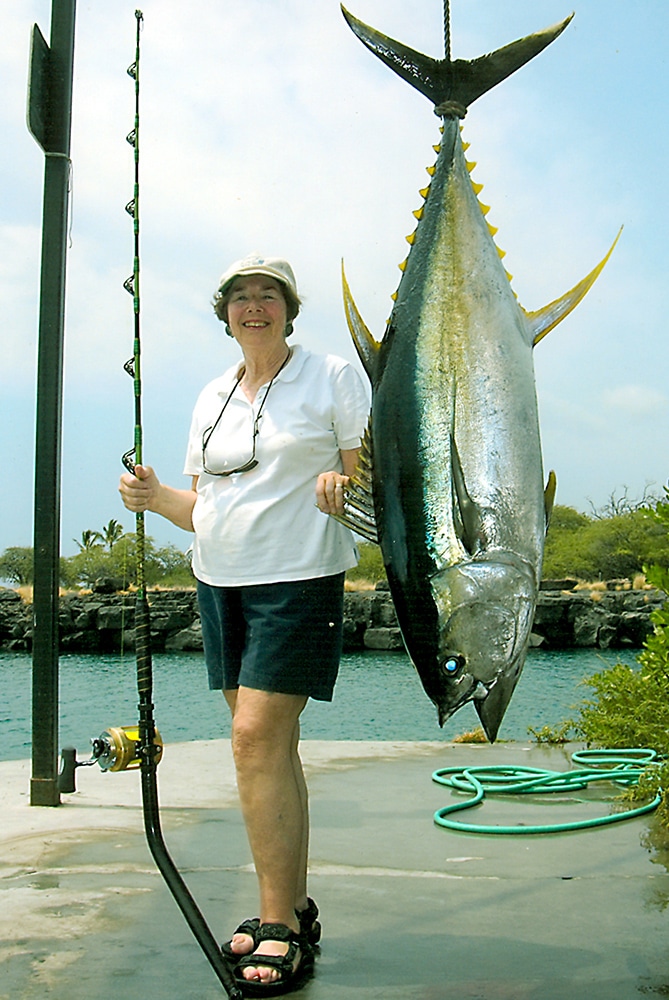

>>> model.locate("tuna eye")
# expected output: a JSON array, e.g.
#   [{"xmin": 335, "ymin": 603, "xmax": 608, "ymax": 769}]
[{"xmin": 443, "ymin": 655, "xmax": 464, "ymax": 675}]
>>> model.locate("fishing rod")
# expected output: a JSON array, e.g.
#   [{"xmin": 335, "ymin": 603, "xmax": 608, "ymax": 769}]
[{"xmin": 120, "ymin": 12, "xmax": 242, "ymax": 997}]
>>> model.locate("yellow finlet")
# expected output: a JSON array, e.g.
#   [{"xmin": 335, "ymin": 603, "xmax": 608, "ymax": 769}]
[
  {"xmin": 419, "ymin": 186, "xmax": 430, "ymax": 198},
  {"xmin": 413, "ymin": 207, "xmax": 424, "ymax": 220},
  {"xmin": 433, "ymin": 144, "xmax": 441, "ymax": 153},
  {"xmin": 472, "ymin": 181, "xmax": 484, "ymax": 195},
  {"xmin": 465, "ymin": 160, "xmax": 477, "ymax": 173},
  {"xmin": 426, "ymin": 165, "xmax": 436, "ymax": 176},
  {"xmin": 406, "ymin": 232, "xmax": 416, "ymax": 245},
  {"xmin": 399, "ymin": 259, "xmax": 408, "ymax": 272}
]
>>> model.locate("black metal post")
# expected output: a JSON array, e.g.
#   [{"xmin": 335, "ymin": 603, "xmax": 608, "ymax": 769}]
[{"xmin": 28, "ymin": 0, "xmax": 77, "ymax": 807}]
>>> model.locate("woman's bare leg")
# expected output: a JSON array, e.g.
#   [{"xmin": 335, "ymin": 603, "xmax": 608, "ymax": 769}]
[{"xmin": 225, "ymin": 686, "xmax": 310, "ymax": 983}]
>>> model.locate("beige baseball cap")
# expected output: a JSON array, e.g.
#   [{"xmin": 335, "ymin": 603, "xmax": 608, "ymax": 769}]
[{"xmin": 216, "ymin": 254, "xmax": 298, "ymax": 297}]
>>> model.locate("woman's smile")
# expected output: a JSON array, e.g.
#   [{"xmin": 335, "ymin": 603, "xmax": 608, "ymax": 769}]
[{"xmin": 227, "ymin": 276, "xmax": 288, "ymax": 343}]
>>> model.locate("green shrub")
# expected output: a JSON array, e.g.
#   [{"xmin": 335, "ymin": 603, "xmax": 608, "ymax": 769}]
[
  {"xmin": 568, "ymin": 495, "xmax": 669, "ymax": 823},
  {"xmin": 346, "ymin": 541, "xmax": 387, "ymax": 585}
]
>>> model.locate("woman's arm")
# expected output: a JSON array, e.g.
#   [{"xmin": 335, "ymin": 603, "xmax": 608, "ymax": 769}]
[
  {"xmin": 315, "ymin": 447, "xmax": 360, "ymax": 516},
  {"xmin": 119, "ymin": 465, "xmax": 198, "ymax": 532}
]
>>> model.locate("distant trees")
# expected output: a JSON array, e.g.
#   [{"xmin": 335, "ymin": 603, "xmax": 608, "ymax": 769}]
[
  {"xmin": 0, "ymin": 521, "xmax": 194, "ymax": 590},
  {"xmin": 542, "ymin": 499, "xmax": 669, "ymax": 581},
  {"xmin": 0, "ymin": 547, "xmax": 37, "ymax": 586},
  {"xmin": 3, "ymin": 488, "xmax": 669, "ymax": 591}
]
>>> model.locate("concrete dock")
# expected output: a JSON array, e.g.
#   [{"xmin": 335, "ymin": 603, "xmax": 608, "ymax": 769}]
[{"xmin": 1, "ymin": 740, "xmax": 668, "ymax": 999}]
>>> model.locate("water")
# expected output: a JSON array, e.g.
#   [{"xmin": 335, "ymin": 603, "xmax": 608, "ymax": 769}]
[{"xmin": 0, "ymin": 647, "xmax": 641, "ymax": 761}]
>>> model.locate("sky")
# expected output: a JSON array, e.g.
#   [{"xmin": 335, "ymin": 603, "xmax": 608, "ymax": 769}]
[{"xmin": 1, "ymin": 0, "xmax": 668, "ymax": 561}]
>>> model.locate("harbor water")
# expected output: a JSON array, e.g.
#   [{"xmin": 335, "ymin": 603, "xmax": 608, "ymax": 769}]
[{"xmin": 1, "ymin": 647, "xmax": 639, "ymax": 761}]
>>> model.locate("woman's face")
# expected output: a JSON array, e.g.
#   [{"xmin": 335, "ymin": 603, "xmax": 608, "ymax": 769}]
[{"xmin": 226, "ymin": 275, "xmax": 288, "ymax": 350}]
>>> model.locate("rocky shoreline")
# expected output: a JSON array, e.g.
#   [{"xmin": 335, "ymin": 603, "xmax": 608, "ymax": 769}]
[{"xmin": 0, "ymin": 580, "xmax": 665, "ymax": 656}]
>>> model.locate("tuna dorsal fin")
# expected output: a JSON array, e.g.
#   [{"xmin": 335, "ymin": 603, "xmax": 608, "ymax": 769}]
[
  {"xmin": 544, "ymin": 470, "xmax": 557, "ymax": 531},
  {"xmin": 330, "ymin": 418, "xmax": 378, "ymax": 543},
  {"xmin": 451, "ymin": 434, "xmax": 483, "ymax": 556},
  {"xmin": 526, "ymin": 228, "xmax": 622, "ymax": 346},
  {"xmin": 342, "ymin": 260, "xmax": 381, "ymax": 382},
  {"xmin": 341, "ymin": 5, "xmax": 573, "ymax": 113}
]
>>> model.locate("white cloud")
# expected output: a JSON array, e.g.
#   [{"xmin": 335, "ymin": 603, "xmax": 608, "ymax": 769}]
[{"xmin": 601, "ymin": 384, "xmax": 669, "ymax": 416}]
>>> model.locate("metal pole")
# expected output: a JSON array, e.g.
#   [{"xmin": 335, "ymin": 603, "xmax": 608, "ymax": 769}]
[{"xmin": 28, "ymin": 0, "xmax": 77, "ymax": 807}]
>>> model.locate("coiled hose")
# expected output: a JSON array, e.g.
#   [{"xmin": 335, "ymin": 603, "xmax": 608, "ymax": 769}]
[{"xmin": 433, "ymin": 748, "xmax": 663, "ymax": 834}]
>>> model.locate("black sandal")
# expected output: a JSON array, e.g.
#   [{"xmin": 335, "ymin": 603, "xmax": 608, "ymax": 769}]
[
  {"xmin": 234, "ymin": 922, "xmax": 314, "ymax": 997},
  {"xmin": 295, "ymin": 897, "xmax": 321, "ymax": 946},
  {"xmin": 221, "ymin": 917, "xmax": 260, "ymax": 963}
]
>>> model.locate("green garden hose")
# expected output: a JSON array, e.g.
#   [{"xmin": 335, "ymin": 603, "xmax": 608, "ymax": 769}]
[{"xmin": 432, "ymin": 748, "xmax": 663, "ymax": 834}]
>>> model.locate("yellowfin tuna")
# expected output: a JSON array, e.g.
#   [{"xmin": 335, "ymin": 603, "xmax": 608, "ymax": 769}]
[{"xmin": 338, "ymin": 3, "xmax": 619, "ymax": 740}]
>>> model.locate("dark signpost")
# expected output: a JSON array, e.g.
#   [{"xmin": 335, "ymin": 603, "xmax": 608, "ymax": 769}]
[{"xmin": 27, "ymin": 0, "xmax": 77, "ymax": 806}]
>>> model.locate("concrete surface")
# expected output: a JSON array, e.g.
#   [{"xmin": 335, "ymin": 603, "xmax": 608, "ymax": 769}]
[{"xmin": 1, "ymin": 740, "xmax": 668, "ymax": 999}]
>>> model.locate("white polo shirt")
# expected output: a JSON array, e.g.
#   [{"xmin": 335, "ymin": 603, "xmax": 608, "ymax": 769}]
[{"xmin": 183, "ymin": 344, "xmax": 369, "ymax": 587}]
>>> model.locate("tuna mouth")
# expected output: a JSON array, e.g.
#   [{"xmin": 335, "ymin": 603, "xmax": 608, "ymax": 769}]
[{"xmin": 436, "ymin": 662, "xmax": 479, "ymax": 725}]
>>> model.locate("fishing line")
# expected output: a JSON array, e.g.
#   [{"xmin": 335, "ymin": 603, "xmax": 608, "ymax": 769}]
[{"xmin": 121, "ymin": 12, "xmax": 242, "ymax": 997}]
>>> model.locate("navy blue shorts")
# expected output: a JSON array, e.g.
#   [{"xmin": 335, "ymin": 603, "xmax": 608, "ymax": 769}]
[{"xmin": 196, "ymin": 573, "xmax": 345, "ymax": 701}]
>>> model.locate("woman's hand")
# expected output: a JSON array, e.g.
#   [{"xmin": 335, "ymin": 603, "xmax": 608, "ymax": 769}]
[
  {"xmin": 119, "ymin": 464, "xmax": 161, "ymax": 513},
  {"xmin": 316, "ymin": 471, "xmax": 349, "ymax": 516}
]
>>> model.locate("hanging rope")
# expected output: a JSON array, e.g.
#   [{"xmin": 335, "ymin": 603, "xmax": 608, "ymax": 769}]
[
  {"xmin": 121, "ymin": 13, "xmax": 242, "ymax": 997},
  {"xmin": 443, "ymin": 0, "xmax": 451, "ymax": 63}
]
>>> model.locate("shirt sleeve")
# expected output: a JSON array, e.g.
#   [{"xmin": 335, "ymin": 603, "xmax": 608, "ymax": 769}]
[{"xmin": 331, "ymin": 361, "xmax": 370, "ymax": 451}]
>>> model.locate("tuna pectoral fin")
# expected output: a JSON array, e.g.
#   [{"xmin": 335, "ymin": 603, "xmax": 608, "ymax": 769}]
[
  {"xmin": 527, "ymin": 229, "xmax": 622, "ymax": 345},
  {"xmin": 330, "ymin": 419, "xmax": 378, "ymax": 543},
  {"xmin": 451, "ymin": 435, "xmax": 483, "ymax": 556},
  {"xmin": 474, "ymin": 669, "xmax": 522, "ymax": 743},
  {"xmin": 342, "ymin": 261, "xmax": 381, "ymax": 383},
  {"xmin": 341, "ymin": 4, "xmax": 573, "ymax": 112}
]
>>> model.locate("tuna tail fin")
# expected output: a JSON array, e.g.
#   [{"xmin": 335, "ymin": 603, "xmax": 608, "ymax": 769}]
[
  {"xmin": 342, "ymin": 260, "xmax": 382, "ymax": 382},
  {"xmin": 341, "ymin": 5, "xmax": 573, "ymax": 114},
  {"xmin": 527, "ymin": 228, "xmax": 623, "ymax": 346}
]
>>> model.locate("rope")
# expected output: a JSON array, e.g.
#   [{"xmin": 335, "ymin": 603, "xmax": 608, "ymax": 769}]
[{"xmin": 432, "ymin": 748, "xmax": 663, "ymax": 834}]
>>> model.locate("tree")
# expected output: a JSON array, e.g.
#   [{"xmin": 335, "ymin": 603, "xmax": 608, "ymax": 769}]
[
  {"xmin": 99, "ymin": 518, "xmax": 125, "ymax": 552},
  {"xmin": 542, "ymin": 502, "xmax": 669, "ymax": 581},
  {"xmin": 0, "ymin": 546, "xmax": 35, "ymax": 586},
  {"xmin": 74, "ymin": 529, "xmax": 103, "ymax": 552}
]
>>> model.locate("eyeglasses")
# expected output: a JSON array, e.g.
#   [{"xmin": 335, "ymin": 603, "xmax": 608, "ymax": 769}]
[
  {"xmin": 201, "ymin": 375, "xmax": 260, "ymax": 476},
  {"xmin": 201, "ymin": 351, "xmax": 290, "ymax": 477}
]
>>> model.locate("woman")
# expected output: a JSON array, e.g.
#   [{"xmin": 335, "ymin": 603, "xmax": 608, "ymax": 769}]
[{"xmin": 119, "ymin": 254, "xmax": 368, "ymax": 995}]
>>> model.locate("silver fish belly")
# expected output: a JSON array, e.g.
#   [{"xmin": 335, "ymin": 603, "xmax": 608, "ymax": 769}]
[{"xmin": 373, "ymin": 119, "xmax": 545, "ymax": 739}]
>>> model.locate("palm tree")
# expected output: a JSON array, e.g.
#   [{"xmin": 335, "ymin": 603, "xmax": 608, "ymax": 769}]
[
  {"xmin": 74, "ymin": 529, "xmax": 103, "ymax": 552},
  {"xmin": 100, "ymin": 518, "xmax": 125, "ymax": 552}
]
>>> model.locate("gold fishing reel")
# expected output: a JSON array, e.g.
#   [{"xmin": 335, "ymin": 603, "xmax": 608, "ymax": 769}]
[{"xmin": 93, "ymin": 725, "xmax": 163, "ymax": 772}]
